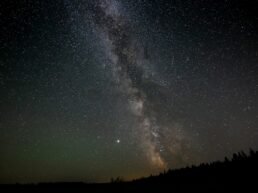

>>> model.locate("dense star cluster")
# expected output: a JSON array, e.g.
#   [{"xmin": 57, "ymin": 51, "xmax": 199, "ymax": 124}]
[{"xmin": 0, "ymin": 0, "xmax": 258, "ymax": 183}]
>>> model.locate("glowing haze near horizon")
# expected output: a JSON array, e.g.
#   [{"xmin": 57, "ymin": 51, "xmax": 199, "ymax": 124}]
[{"xmin": 0, "ymin": 0, "xmax": 258, "ymax": 183}]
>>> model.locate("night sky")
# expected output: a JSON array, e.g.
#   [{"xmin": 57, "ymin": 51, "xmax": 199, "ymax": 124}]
[{"xmin": 1, "ymin": 0, "xmax": 258, "ymax": 183}]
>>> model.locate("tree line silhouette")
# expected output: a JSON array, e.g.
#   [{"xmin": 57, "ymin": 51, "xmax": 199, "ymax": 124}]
[{"xmin": 1, "ymin": 149, "xmax": 258, "ymax": 192}]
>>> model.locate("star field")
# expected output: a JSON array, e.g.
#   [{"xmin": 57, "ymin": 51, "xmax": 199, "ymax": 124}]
[{"xmin": 0, "ymin": 0, "xmax": 258, "ymax": 183}]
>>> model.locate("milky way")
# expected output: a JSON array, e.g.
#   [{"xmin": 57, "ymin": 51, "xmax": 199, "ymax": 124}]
[{"xmin": 93, "ymin": 0, "xmax": 190, "ymax": 169}]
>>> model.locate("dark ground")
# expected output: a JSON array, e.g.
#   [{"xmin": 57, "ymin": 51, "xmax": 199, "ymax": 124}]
[{"xmin": 1, "ymin": 150, "xmax": 257, "ymax": 193}]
